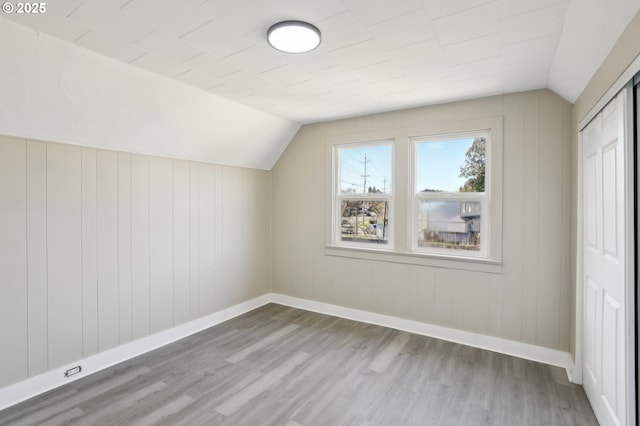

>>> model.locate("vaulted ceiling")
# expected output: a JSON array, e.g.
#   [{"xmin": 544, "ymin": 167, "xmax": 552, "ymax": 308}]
[
  {"xmin": 6, "ymin": 0, "xmax": 639, "ymax": 122},
  {"xmin": 2, "ymin": 0, "xmax": 639, "ymax": 168}
]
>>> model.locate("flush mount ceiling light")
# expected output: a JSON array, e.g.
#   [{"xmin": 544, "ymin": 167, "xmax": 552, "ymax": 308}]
[{"xmin": 267, "ymin": 20, "xmax": 321, "ymax": 54}]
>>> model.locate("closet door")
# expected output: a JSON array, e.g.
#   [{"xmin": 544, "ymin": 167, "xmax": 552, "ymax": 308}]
[{"xmin": 581, "ymin": 91, "xmax": 629, "ymax": 426}]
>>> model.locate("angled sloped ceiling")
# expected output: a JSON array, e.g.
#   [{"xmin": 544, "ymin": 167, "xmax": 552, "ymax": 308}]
[
  {"xmin": 0, "ymin": 19, "xmax": 300, "ymax": 170},
  {"xmin": 549, "ymin": 0, "xmax": 640, "ymax": 103}
]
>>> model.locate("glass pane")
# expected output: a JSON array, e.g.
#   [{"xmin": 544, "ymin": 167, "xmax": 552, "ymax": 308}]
[
  {"xmin": 340, "ymin": 199, "xmax": 389, "ymax": 244},
  {"xmin": 339, "ymin": 145, "xmax": 392, "ymax": 194},
  {"xmin": 416, "ymin": 137, "xmax": 485, "ymax": 193},
  {"xmin": 417, "ymin": 200, "xmax": 480, "ymax": 251}
]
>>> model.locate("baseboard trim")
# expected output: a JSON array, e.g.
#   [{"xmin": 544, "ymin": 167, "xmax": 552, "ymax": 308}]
[
  {"xmin": 0, "ymin": 294, "xmax": 272, "ymax": 411},
  {"xmin": 270, "ymin": 293, "xmax": 575, "ymax": 381},
  {"xmin": 0, "ymin": 292, "xmax": 577, "ymax": 411}
]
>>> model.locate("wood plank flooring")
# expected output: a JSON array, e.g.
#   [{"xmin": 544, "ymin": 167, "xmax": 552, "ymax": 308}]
[{"xmin": 0, "ymin": 304, "xmax": 598, "ymax": 425}]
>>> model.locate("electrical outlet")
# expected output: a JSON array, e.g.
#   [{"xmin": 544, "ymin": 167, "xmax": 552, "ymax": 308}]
[{"xmin": 64, "ymin": 366, "xmax": 82, "ymax": 378}]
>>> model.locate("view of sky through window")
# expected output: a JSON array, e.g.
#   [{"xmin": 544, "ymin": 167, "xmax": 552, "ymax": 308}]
[
  {"xmin": 415, "ymin": 137, "xmax": 475, "ymax": 192},
  {"xmin": 340, "ymin": 145, "xmax": 392, "ymax": 194}
]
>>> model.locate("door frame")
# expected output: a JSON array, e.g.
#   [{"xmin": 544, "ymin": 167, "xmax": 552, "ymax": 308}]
[{"xmin": 576, "ymin": 82, "xmax": 636, "ymax": 425}]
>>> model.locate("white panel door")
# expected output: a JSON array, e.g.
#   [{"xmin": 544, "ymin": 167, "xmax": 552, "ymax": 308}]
[{"xmin": 582, "ymin": 93, "xmax": 629, "ymax": 426}]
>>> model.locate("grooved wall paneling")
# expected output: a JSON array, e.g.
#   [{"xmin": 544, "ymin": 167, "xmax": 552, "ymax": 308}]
[
  {"xmin": 173, "ymin": 160, "xmax": 191, "ymax": 325},
  {"xmin": 521, "ymin": 92, "xmax": 540, "ymax": 343},
  {"xmin": 149, "ymin": 158, "xmax": 174, "ymax": 333},
  {"xmin": 0, "ymin": 135, "xmax": 28, "ymax": 386},
  {"xmin": 47, "ymin": 143, "xmax": 83, "ymax": 369},
  {"xmin": 81, "ymin": 148, "xmax": 99, "ymax": 358},
  {"xmin": 96, "ymin": 150, "xmax": 120, "ymax": 352},
  {"xmin": 131, "ymin": 155, "xmax": 150, "ymax": 340},
  {"xmin": 221, "ymin": 167, "xmax": 271, "ymax": 307},
  {"xmin": 537, "ymin": 94, "xmax": 564, "ymax": 349},
  {"xmin": 189, "ymin": 162, "xmax": 199, "ymax": 320},
  {"xmin": 26, "ymin": 140, "xmax": 48, "ymax": 375},
  {"xmin": 118, "ymin": 153, "xmax": 133, "ymax": 345},
  {"xmin": 198, "ymin": 163, "xmax": 218, "ymax": 315},
  {"xmin": 0, "ymin": 138, "xmax": 271, "ymax": 388},
  {"xmin": 272, "ymin": 90, "xmax": 574, "ymax": 352}
]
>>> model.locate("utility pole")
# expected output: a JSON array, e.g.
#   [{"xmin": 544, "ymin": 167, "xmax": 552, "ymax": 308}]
[
  {"xmin": 360, "ymin": 153, "xmax": 371, "ymax": 237},
  {"xmin": 361, "ymin": 153, "xmax": 370, "ymax": 193},
  {"xmin": 382, "ymin": 177, "xmax": 387, "ymax": 193}
]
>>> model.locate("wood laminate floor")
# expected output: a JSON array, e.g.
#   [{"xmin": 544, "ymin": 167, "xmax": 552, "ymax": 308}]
[{"xmin": 0, "ymin": 304, "xmax": 598, "ymax": 425}]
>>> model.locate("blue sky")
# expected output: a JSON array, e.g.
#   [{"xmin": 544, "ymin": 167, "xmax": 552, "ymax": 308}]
[
  {"xmin": 415, "ymin": 137, "xmax": 474, "ymax": 192},
  {"xmin": 340, "ymin": 145, "xmax": 392, "ymax": 193},
  {"xmin": 339, "ymin": 137, "xmax": 473, "ymax": 194}
]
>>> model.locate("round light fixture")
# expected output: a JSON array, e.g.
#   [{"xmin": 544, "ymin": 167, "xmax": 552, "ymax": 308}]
[{"xmin": 267, "ymin": 20, "xmax": 321, "ymax": 54}]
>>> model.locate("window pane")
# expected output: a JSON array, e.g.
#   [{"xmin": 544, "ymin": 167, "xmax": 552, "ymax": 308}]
[
  {"xmin": 417, "ymin": 200, "xmax": 480, "ymax": 251},
  {"xmin": 416, "ymin": 137, "xmax": 485, "ymax": 193},
  {"xmin": 340, "ymin": 145, "xmax": 392, "ymax": 194},
  {"xmin": 340, "ymin": 199, "xmax": 389, "ymax": 244}
]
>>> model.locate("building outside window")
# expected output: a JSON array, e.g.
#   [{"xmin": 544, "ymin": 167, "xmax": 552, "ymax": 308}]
[{"xmin": 413, "ymin": 134, "xmax": 488, "ymax": 258}]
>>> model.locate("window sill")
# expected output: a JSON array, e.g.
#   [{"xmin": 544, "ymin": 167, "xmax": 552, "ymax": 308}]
[{"xmin": 324, "ymin": 245, "xmax": 503, "ymax": 274}]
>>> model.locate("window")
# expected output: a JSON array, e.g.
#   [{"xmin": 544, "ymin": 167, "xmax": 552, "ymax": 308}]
[
  {"xmin": 328, "ymin": 117, "xmax": 502, "ymax": 267},
  {"xmin": 335, "ymin": 142, "xmax": 392, "ymax": 246},
  {"xmin": 413, "ymin": 134, "xmax": 489, "ymax": 257}
]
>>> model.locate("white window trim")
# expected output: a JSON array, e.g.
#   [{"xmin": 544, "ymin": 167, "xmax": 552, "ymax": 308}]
[
  {"xmin": 326, "ymin": 116, "xmax": 503, "ymax": 271},
  {"xmin": 410, "ymin": 131, "xmax": 491, "ymax": 259},
  {"xmin": 333, "ymin": 139, "xmax": 395, "ymax": 249}
]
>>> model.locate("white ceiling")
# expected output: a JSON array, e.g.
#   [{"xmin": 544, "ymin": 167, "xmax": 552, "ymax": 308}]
[{"xmin": 4, "ymin": 0, "xmax": 639, "ymax": 125}]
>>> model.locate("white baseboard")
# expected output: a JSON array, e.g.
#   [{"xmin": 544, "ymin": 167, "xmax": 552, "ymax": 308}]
[
  {"xmin": 270, "ymin": 293, "xmax": 575, "ymax": 381},
  {"xmin": 0, "ymin": 292, "xmax": 578, "ymax": 411},
  {"xmin": 566, "ymin": 362, "xmax": 583, "ymax": 385},
  {"xmin": 0, "ymin": 294, "xmax": 272, "ymax": 411}
]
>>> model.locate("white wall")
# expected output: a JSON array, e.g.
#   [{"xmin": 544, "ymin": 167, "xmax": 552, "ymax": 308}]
[
  {"xmin": 573, "ymin": 10, "xmax": 640, "ymax": 124},
  {"xmin": 0, "ymin": 18, "xmax": 299, "ymax": 170},
  {"xmin": 0, "ymin": 135, "xmax": 271, "ymax": 388},
  {"xmin": 272, "ymin": 90, "xmax": 573, "ymax": 352}
]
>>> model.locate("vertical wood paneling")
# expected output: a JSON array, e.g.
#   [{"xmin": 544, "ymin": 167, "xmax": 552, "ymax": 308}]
[
  {"xmin": 521, "ymin": 92, "xmax": 541, "ymax": 344},
  {"xmin": 96, "ymin": 150, "xmax": 120, "ymax": 352},
  {"xmin": 488, "ymin": 274, "xmax": 503, "ymax": 336},
  {"xmin": 173, "ymin": 160, "xmax": 191, "ymax": 325},
  {"xmin": 559, "ymin": 104, "xmax": 573, "ymax": 350},
  {"xmin": 149, "ymin": 157, "xmax": 173, "ymax": 332},
  {"xmin": 272, "ymin": 90, "xmax": 575, "ymax": 352},
  {"xmin": 221, "ymin": 168, "xmax": 231, "ymax": 310},
  {"xmin": 222, "ymin": 168, "xmax": 249, "ymax": 308},
  {"xmin": 198, "ymin": 163, "xmax": 217, "ymax": 315},
  {"xmin": 1, "ymin": 135, "xmax": 275, "ymax": 388},
  {"xmin": 26, "ymin": 140, "xmax": 48, "ymax": 376},
  {"xmin": 47, "ymin": 143, "xmax": 82, "ymax": 369},
  {"xmin": 214, "ymin": 166, "xmax": 224, "ymax": 310},
  {"xmin": 253, "ymin": 171, "xmax": 272, "ymax": 298},
  {"xmin": 325, "ymin": 257, "xmax": 372, "ymax": 310},
  {"xmin": 372, "ymin": 262, "xmax": 409, "ymax": 318},
  {"xmin": 536, "ymin": 93, "xmax": 563, "ymax": 350},
  {"xmin": 189, "ymin": 162, "xmax": 199, "ymax": 320},
  {"xmin": 118, "ymin": 153, "xmax": 132, "ymax": 344},
  {"xmin": 404, "ymin": 267, "xmax": 420, "ymax": 322},
  {"xmin": 432, "ymin": 269, "xmax": 454, "ymax": 326},
  {"xmin": 456, "ymin": 271, "xmax": 491, "ymax": 334},
  {"xmin": 500, "ymin": 93, "xmax": 526, "ymax": 342},
  {"xmin": 415, "ymin": 267, "xmax": 437, "ymax": 325},
  {"xmin": 0, "ymin": 136, "xmax": 28, "ymax": 387},
  {"xmin": 131, "ymin": 155, "xmax": 150, "ymax": 340},
  {"xmin": 81, "ymin": 147, "xmax": 98, "ymax": 358}
]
